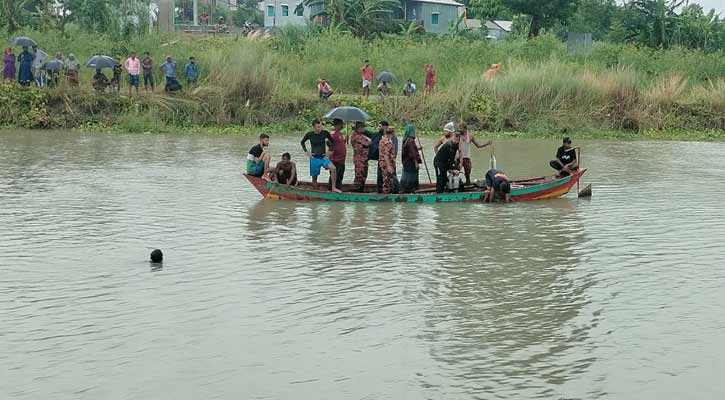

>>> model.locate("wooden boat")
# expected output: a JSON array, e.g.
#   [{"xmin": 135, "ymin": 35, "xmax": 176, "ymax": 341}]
[{"xmin": 243, "ymin": 169, "xmax": 586, "ymax": 203}]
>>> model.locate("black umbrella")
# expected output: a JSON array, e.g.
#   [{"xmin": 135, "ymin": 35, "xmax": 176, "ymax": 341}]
[
  {"xmin": 85, "ymin": 55, "xmax": 116, "ymax": 69},
  {"xmin": 11, "ymin": 36, "xmax": 37, "ymax": 47},
  {"xmin": 323, "ymin": 106, "xmax": 370, "ymax": 122},
  {"xmin": 376, "ymin": 71, "xmax": 398, "ymax": 83},
  {"xmin": 44, "ymin": 59, "xmax": 65, "ymax": 71}
]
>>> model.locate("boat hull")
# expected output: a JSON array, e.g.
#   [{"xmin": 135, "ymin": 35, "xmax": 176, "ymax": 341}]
[{"xmin": 244, "ymin": 170, "xmax": 586, "ymax": 203}]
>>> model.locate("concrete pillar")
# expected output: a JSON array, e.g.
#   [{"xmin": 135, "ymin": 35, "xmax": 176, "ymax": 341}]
[
  {"xmin": 158, "ymin": 0, "xmax": 175, "ymax": 32},
  {"xmin": 193, "ymin": 0, "xmax": 198, "ymax": 26}
]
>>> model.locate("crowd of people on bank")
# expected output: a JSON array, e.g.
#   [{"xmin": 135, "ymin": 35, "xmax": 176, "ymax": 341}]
[
  {"xmin": 316, "ymin": 61, "xmax": 505, "ymax": 100},
  {"xmin": 2, "ymin": 45, "xmax": 200, "ymax": 94},
  {"xmin": 246, "ymin": 120, "xmax": 579, "ymax": 202}
]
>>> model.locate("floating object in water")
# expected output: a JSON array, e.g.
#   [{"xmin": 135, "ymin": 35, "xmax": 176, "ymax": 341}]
[
  {"xmin": 150, "ymin": 249, "xmax": 163, "ymax": 263},
  {"xmin": 578, "ymin": 183, "xmax": 592, "ymax": 198}
]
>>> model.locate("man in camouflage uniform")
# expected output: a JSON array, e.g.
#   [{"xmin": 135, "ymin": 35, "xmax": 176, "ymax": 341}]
[
  {"xmin": 378, "ymin": 126, "xmax": 397, "ymax": 194},
  {"xmin": 351, "ymin": 122, "xmax": 372, "ymax": 192}
]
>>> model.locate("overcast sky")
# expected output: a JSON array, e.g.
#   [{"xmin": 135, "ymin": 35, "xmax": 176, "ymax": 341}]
[{"xmin": 687, "ymin": 0, "xmax": 725, "ymax": 14}]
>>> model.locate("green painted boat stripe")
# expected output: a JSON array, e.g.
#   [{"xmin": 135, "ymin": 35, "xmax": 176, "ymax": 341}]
[{"xmin": 266, "ymin": 175, "xmax": 571, "ymax": 201}]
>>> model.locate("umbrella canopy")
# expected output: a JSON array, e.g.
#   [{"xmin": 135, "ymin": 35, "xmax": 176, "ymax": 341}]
[
  {"xmin": 376, "ymin": 71, "xmax": 398, "ymax": 83},
  {"xmin": 85, "ymin": 55, "xmax": 116, "ymax": 69},
  {"xmin": 44, "ymin": 59, "xmax": 65, "ymax": 71},
  {"xmin": 323, "ymin": 106, "xmax": 370, "ymax": 122},
  {"xmin": 11, "ymin": 36, "xmax": 37, "ymax": 47}
]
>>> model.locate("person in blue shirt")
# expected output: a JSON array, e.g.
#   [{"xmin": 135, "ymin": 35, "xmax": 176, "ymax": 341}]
[
  {"xmin": 159, "ymin": 56, "xmax": 180, "ymax": 92},
  {"xmin": 184, "ymin": 56, "xmax": 199, "ymax": 86}
]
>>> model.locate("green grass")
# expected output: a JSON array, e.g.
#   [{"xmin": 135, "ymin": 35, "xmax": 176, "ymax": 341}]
[{"xmin": 1, "ymin": 28, "xmax": 724, "ymax": 135}]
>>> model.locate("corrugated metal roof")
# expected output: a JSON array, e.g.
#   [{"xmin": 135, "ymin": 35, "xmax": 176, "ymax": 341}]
[{"xmin": 492, "ymin": 20, "xmax": 512, "ymax": 32}]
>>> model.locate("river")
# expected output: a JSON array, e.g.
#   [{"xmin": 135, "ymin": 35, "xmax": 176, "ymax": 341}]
[{"xmin": 1, "ymin": 130, "xmax": 724, "ymax": 399}]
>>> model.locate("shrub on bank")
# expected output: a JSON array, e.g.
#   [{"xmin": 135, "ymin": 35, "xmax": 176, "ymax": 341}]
[{"xmin": 1, "ymin": 30, "xmax": 724, "ymax": 133}]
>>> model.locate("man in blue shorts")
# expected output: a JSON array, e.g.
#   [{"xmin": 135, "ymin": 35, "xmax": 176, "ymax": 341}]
[
  {"xmin": 246, "ymin": 134, "xmax": 271, "ymax": 177},
  {"xmin": 300, "ymin": 119, "xmax": 341, "ymax": 193}
]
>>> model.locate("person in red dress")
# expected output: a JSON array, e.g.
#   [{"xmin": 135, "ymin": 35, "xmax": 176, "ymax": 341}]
[{"xmin": 424, "ymin": 64, "xmax": 436, "ymax": 96}]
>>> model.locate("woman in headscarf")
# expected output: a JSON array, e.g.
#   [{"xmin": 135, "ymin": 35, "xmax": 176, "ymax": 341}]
[
  {"xmin": 65, "ymin": 53, "xmax": 80, "ymax": 87},
  {"xmin": 3, "ymin": 48, "xmax": 16, "ymax": 80},
  {"xmin": 17, "ymin": 46, "xmax": 33, "ymax": 86},
  {"xmin": 400, "ymin": 123, "xmax": 423, "ymax": 193}
]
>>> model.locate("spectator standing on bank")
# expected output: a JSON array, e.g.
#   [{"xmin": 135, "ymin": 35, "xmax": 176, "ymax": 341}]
[
  {"xmin": 142, "ymin": 52, "xmax": 154, "ymax": 92},
  {"xmin": 184, "ymin": 56, "xmax": 199, "ymax": 86},
  {"xmin": 124, "ymin": 51, "xmax": 141, "ymax": 95}
]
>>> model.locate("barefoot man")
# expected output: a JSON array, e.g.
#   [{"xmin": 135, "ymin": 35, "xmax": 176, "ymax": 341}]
[
  {"xmin": 301, "ymin": 119, "xmax": 341, "ymax": 193},
  {"xmin": 247, "ymin": 134, "xmax": 272, "ymax": 178}
]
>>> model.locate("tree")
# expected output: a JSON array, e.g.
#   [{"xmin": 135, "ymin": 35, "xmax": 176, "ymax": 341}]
[
  {"xmin": 568, "ymin": 0, "xmax": 617, "ymax": 40},
  {"xmin": 300, "ymin": 0, "xmax": 401, "ymax": 37},
  {"xmin": 468, "ymin": 0, "xmax": 512, "ymax": 21},
  {"xmin": 628, "ymin": 0, "xmax": 684, "ymax": 48},
  {"xmin": 503, "ymin": 0, "xmax": 578, "ymax": 37},
  {"xmin": 675, "ymin": 4, "xmax": 723, "ymax": 51},
  {"xmin": 232, "ymin": 0, "xmax": 263, "ymax": 27},
  {"xmin": 2, "ymin": 0, "xmax": 33, "ymax": 33}
]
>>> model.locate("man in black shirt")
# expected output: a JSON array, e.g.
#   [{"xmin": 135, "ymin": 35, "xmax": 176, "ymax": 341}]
[
  {"xmin": 433, "ymin": 133, "xmax": 461, "ymax": 193},
  {"xmin": 483, "ymin": 168, "xmax": 511, "ymax": 203},
  {"xmin": 550, "ymin": 137, "xmax": 578, "ymax": 177},
  {"xmin": 300, "ymin": 119, "xmax": 341, "ymax": 192},
  {"xmin": 246, "ymin": 134, "xmax": 271, "ymax": 177}
]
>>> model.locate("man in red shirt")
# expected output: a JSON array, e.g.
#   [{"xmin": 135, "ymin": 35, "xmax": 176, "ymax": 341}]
[
  {"xmin": 328, "ymin": 118, "xmax": 348, "ymax": 191},
  {"xmin": 360, "ymin": 60, "xmax": 374, "ymax": 97}
]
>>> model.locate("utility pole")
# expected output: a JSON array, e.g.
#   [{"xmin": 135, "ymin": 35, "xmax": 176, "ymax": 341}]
[{"xmin": 193, "ymin": 0, "xmax": 198, "ymax": 26}]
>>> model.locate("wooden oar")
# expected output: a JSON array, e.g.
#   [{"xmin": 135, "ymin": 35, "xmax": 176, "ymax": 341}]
[
  {"xmin": 417, "ymin": 137, "xmax": 433, "ymax": 184},
  {"xmin": 489, "ymin": 142, "xmax": 497, "ymax": 169}
]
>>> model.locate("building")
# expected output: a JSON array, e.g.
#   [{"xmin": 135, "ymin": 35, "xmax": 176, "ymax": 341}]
[
  {"xmin": 404, "ymin": 0, "xmax": 465, "ymax": 34},
  {"xmin": 463, "ymin": 19, "xmax": 512, "ymax": 39},
  {"xmin": 260, "ymin": 0, "xmax": 465, "ymax": 34},
  {"xmin": 484, "ymin": 20, "xmax": 512, "ymax": 39},
  {"xmin": 261, "ymin": 1, "xmax": 321, "ymax": 28}
]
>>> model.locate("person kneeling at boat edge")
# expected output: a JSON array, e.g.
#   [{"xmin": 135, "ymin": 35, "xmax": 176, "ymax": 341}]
[
  {"xmin": 550, "ymin": 137, "xmax": 578, "ymax": 177},
  {"xmin": 246, "ymin": 133, "xmax": 271, "ymax": 178},
  {"xmin": 433, "ymin": 132, "xmax": 461, "ymax": 193},
  {"xmin": 270, "ymin": 152, "xmax": 297, "ymax": 185},
  {"xmin": 483, "ymin": 168, "xmax": 511, "ymax": 203},
  {"xmin": 300, "ymin": 119, "xmax": 342, "ymax": 193}
]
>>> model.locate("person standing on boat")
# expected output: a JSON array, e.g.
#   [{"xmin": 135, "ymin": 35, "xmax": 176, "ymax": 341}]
[
  {"xmin": 367, "ymin": 121, "xmax": 399, "ymax": 193},
  {"xmin": 433, "ymin": 122, "xmax": 456, "ymax": 154},
  {"xmin": 378, "ymin": 126, "xmax": 397, "ymax": 194},
  {"xmin": 351, "ymin": 122, "xmax": 372, "ymax": 192},
  {"xmin": 400, "ymin": 124, "xmax": 422, "ymax": 193},
  {"xmin": 549, "ymin": 137, "xmax": 578, "ymax": 177},
  {"xmin": 483, "ymin": 168, "xmax": 511, "ymax": 203},
  {"xmin": 457, "ymin": 122, "xmax": 492, "ymax": 185},
  {"xmin": 300, "ymin": 119, "xmax": 341, "ymax": 193},
  {"xmin": 247, "ymin": 134, "xmax": 272, "ymax": 178},
  {"xmin": 328, "ymin": 119, "xmax": 348, "ymax": 191},
  {"xmin": 433, "ymin": 132, "xmax": 461, "ymax": 193}
]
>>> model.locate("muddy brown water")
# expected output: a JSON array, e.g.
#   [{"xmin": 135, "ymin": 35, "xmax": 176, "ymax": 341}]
[{"xmin": 1, "ymin": 130, "xmax": 724, "ymax": 399}]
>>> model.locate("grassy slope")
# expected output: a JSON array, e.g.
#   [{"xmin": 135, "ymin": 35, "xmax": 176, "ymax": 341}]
[{"xmin": 1, "ymin": 28, "xmax": 724, "ymax": 137}]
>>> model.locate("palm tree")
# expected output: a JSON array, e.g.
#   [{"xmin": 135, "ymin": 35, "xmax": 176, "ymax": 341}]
[{"xmin": 299, "ymin": 0, "xmax": 400, "ymax": 37}]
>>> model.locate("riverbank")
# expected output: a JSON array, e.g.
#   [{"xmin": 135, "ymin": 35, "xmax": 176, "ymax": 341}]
[{"xmin": 1, "ymin": 30, "xmax": 724, "ymax": 135}]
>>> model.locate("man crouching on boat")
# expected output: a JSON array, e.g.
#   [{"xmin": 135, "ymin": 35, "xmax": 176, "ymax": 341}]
[
  {"xmin": 247, "ymin": 134, "xmax": 272, "ymax": 178},
  {"xmin": 300, "ymin": 119, "xmax": 342, "ymax": 193},
  {"xmin": 483, "ymin": 168, "xmax": 511, "ymax": 203},
  {"xmin": 269, "ymin": 152, "xmax": 298, "ymax": 185}
]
